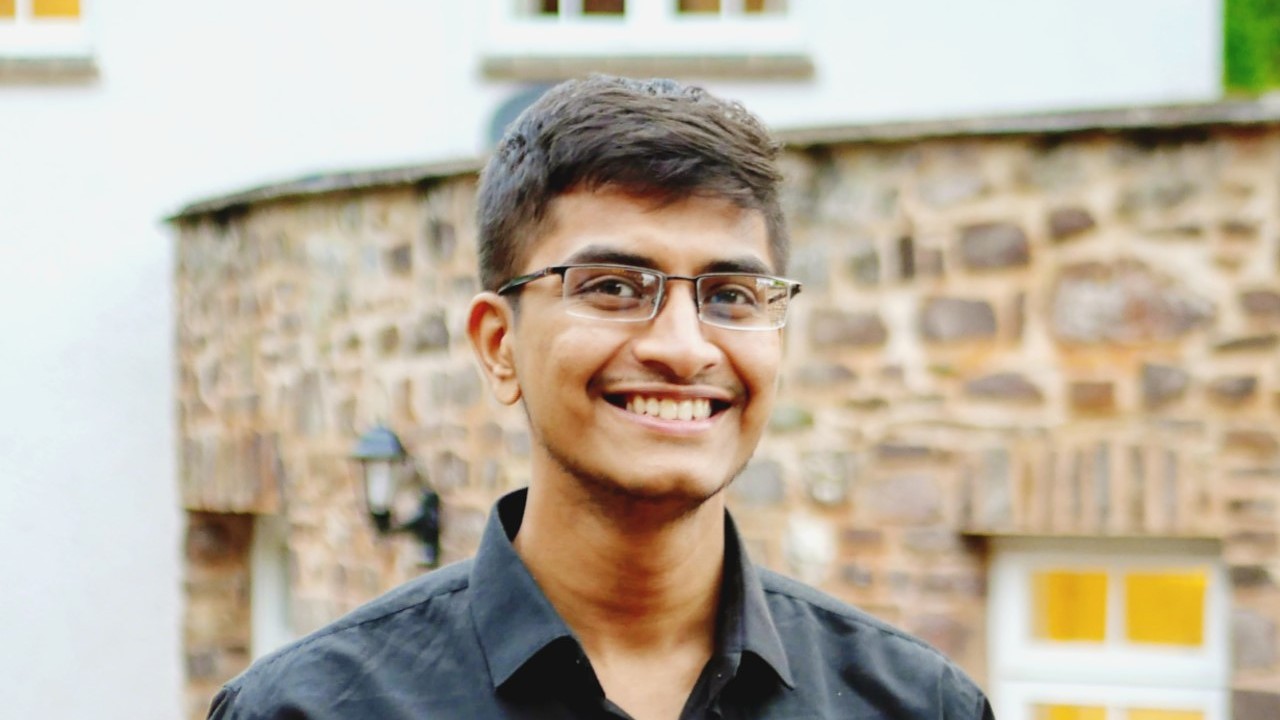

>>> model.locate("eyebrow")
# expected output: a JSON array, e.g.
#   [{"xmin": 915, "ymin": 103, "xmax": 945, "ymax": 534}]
[{"xmin": 560, "ymin": 244, "xmax": 775, "ymax": 276}]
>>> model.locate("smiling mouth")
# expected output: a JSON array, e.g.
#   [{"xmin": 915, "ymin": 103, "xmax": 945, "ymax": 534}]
[{"xmin": 604, "ymin": 394, "xmax": 730, "ymax": 421}]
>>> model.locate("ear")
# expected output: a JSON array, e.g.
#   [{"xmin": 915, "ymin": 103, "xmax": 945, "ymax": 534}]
[{"xmin": 467, "ymin": 292, "xmax": 522, "ymax": 405}]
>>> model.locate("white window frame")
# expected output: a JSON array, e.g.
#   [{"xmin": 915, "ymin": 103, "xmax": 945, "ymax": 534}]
[
  {"xmin": 0, "ymin": 0, "xmax": 92, "ymax": 60},
  {"xmin": 989, "ymin": 537, "xmax": 1229, "ymax": 720},
  {"xmin": 482, "ymin": 0, "xmax": 806, "ymax": 62},
  {"xmin": 250, "ymin": 513, "xmax": 296, "ymax": 660}
]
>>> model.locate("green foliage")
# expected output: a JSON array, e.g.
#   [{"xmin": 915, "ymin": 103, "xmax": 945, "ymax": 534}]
[{"xmin": 1225, "ymin": 0, "xmax": 1280, "ymax": 93}]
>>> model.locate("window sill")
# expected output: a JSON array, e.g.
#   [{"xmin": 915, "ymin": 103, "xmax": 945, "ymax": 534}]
[
  {"xmin": 0, "ymin": 55, "xmax": 97, "ymax": 83},
  {"xmin": 482, "ymin": 53, "xmax": 813, "ymax": 81}
]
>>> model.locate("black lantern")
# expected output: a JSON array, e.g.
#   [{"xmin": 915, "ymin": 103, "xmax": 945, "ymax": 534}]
[{"xmin": 350, "ymin": 424, "xmax": 441, "ymax": 567}]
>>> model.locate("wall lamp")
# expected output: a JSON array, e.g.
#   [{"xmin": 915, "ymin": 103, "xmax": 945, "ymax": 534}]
[{"xmin": 350, "ymin": 424, "xmax": 441, "ymax": 568}]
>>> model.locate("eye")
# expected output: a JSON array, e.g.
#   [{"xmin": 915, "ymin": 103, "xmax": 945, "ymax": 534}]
[
  {"xmin": 702, "ymin": 279, "xmax": 761, "ymax": 307},
  {"xmin": 575, "ymin": 273, "xmax": 644, "ymax": 299}
]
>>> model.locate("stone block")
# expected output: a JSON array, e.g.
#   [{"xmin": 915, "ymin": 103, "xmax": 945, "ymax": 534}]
[
  {"xmin": 958, "ymin": 222, "xmax": 1030, "ymax": 269},
  {"xmin": 431, "ymin": 451, "xmax": 470, "ymax": 490},
  {"xmin": 1047, "ymin": 206, "xmax": 1096, "ymax": 241},
  {"xmin": 377, "ymin": 326, "xmax": 401, "ymax": 356},
  {"xmin": 793, "ymin": 362, "xmax": 857, "ymax": 387},
  {"xmin": 1214, "ymin": 334, "xmax": 1278, "ymax": 353},
  {"xmin": 386, "ymin": 244, "xmax": 412, "ymax": 276},
  {"xmin": 1141, "ymin": 363, "xmax": 1189, "ymax": 408},
  {"xmin": 730, "ymin": 459, "xmax": 786, "ymax": 507},
  {"xmin": 918, "ymin": 167, "xmax": 988, "ymax": 208},
  {"xmin": 921, "ymin": 297, "xmax": 997, "ymax": 342},
  {"xmin": 847, "ymin": 245, "xmax": 880, "ymax": 286},
  {"xmin": 1230, "ymin": 565, "xmax": 1275, "ymax": 589},
  {"xmin": 1050, "ymin": 259, "xmax": 1214, "ymax": 344},
  {"xmin": 1224, "ymin": 430, "xmax": 1279, "ymax": 456},
  {"xmin": 902, "ymin": 528, "xmax": 964, "ymax": 555},
  {"xmin": 769, "ymin": 404, "xmax": 814, "ymax": 433},
  {"xmin": 841, "ymin": 528, "xmax": 884, "ymax": 549},
  {"xmin": 1069, "ymin": 381, "xmax": 1116, "ymax": 413},
  {"xmin": 965, "ymin": 372, "xmax": 1044, "ymax": 403},
  {"xmin": 1233, "ymin": 691, "xmax": 1280, "ymax": 720},
  {"xmin": 801, "ymin": 452, "xmax": 853, "ymax": 506},
  {"xmin": 1233, "ymin": 609, "xmax": 1278, "ymax": 670},
  {"xmin": 869, "ymin": 473, "xmax": 941, "ymax": 524},
  {"xmin": 907, "ymin": 614, "xmax": 969, "ymax": 659},
  {"xmin": 425, "ymin": 219, "xmax": 457, "ymax": 261},
  {"xmin": 1241, "ymin": 289, "xmax": 1280, "ymax": 318},
  {"xmin": 840, "ymin": 564, "xmax": 874, "ymax": 588},
  {"xmin": 1209, "ymin": 375, "xmax": 1258, "ymax": 405},
  {"xmin": 810, "ymin": 309, "xmax": 888, "ymax": 348},
  {"xmin": 412, "ymin": 312, "xmax": 450, "ymax": 353},
  {"xmin": 783, "ymin": 516, "xmax": 836, "ymax": 584}
]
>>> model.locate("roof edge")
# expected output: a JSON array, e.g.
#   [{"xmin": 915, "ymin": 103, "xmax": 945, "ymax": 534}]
[
  {"xmin": 777, "ymin": 97, "xmax": 1280, "ymax": 147},
  {"xmin": 168, "ymin": 156, "xmax": 485, "ymax": 222}
]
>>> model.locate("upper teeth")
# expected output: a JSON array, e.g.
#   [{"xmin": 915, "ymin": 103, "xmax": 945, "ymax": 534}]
[{"xmin": 625, "ymin": 396, "xmax": 713, "ymax": 420}]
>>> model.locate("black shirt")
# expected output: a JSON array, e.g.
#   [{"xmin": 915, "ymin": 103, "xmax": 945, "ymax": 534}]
[{"xmin": 210, "ymin": 490, "xmax": 994, "ymax": 719}]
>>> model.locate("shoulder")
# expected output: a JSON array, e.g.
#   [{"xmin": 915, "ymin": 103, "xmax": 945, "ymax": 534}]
[
  {"xmin": 208, "ymin": 560, "xmax": 474, "ymax": 719},
  {"xmin": 758, "ymin": 567, "xmax": 989, "ymax": 717}
]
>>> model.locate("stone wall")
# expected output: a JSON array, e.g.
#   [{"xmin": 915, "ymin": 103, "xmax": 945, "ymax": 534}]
[{"xmin": 176, "ymin": 120, "xmax": 1280, "ymax": 719}]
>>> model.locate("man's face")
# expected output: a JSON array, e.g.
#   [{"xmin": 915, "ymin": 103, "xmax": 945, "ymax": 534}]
[{"xmin": 499, "ymin": 187, "xmax": 783, "ymax": 509}]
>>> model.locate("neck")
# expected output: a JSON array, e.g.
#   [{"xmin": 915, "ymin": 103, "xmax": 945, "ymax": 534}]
[{"xmin": 513, "ymin": 476, "xmax": 727, "ymax": 660}]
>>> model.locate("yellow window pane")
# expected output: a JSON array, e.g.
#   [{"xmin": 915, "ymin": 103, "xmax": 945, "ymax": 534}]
[
  {"xmin": 1035, "ymin": 705, "xmax": 1107, "ymax": 720},
  {"xmin": 1128, "ymin": 709, "xmax": 1204, "ymax": 720},
  {"xmin": 0, "ymin": 0, "xmax": 15, "ymax": 18},
  {"xmin": 32, "ymin": 0, "xmax": 80, "ymax": 18},
  {"xmin": 1033, "ymin": 570, "xmax": 1108, "ymax": 642},
  {"xmin": 1125, "ymin": 570, "xmax": 1206, "ymax": 646}
]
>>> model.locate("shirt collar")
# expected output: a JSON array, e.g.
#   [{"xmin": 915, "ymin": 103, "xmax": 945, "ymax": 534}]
[{"xmin": 468, "ymin": 489, "xmax": 794, "ymax": 691}]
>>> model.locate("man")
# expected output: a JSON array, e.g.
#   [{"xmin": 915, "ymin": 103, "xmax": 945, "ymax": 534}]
[{"xmin": 209, "ymin": 76, "xmax": 994, "ymax": 719}]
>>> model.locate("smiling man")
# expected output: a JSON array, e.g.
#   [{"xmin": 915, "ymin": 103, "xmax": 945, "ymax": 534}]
[{"xmin": 208, "ymin": 76, "xmax": 994, "ymax": 720}]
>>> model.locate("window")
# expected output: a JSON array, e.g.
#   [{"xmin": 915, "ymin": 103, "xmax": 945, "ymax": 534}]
[
  {"xmin": 482, "ymin": 0, "xmax": 810, "ymax": 80},
  {"xmin": 990, "ymin": 538, "xmax": 1228, "ymax": 720},
  {"xmin": 0, "ymin": 0, "xmax": 91, "ymax": 61}
]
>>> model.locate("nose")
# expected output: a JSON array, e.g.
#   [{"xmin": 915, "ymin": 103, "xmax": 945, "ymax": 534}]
[{"xmin": 630, "ymin": 281, "xmax": 724, "ymax": 380}]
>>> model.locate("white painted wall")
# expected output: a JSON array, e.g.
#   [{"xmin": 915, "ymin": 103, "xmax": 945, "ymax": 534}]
[{"xmin": 0, "ymin": 1, "xmax": 1221, "ymax": 717}]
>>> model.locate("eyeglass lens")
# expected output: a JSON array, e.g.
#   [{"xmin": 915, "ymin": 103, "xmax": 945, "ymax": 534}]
[{"xmin": 560, "ymin": 265, "xmax": 791, "ymax": 329}]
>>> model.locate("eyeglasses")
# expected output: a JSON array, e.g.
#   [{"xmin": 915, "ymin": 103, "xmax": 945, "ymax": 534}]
[{"xmin": 497, "ymin": 263, "xmax": 802, "ymax": 330}]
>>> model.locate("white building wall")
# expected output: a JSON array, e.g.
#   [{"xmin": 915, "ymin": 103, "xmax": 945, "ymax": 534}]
[{"xmin": 0, "ymin": 1, "xmax": 1221, "ymax": 717}]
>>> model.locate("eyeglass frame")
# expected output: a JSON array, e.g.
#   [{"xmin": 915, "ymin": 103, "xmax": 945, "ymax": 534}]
[{"xmin": 495, "ymin": 263, "xmax": 803, "ymax": 331}]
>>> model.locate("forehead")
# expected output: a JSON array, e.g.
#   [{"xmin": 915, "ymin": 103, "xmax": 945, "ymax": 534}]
[{"xmin": 522, "ymin": 188, "xmax": 773, "ymax": 274}]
